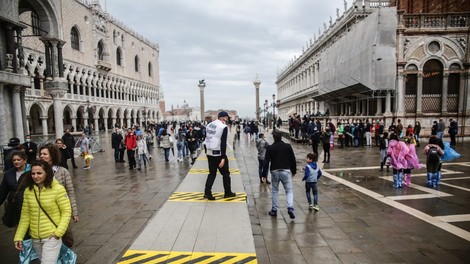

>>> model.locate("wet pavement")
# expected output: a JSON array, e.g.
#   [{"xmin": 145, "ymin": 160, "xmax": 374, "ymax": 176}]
[{"xmin": 1, "ymin": 129, "xmax": 470, "ymax": 263}]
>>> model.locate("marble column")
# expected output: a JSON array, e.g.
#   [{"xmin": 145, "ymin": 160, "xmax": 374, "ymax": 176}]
[
  {"xmin": 94, "ymin": 117, "xmax": 99, "ymax": 132},
  {"xmin": 41, "ymin": 116, "xmax": 48, "ymax": 135},
  {"xmin": 376, "ymin": 97, "xmax": 383, "ymax": 115},
  {"xmin": 253, "ymin": 77, "xmax": 261, "ymax": 121},
  {"xmin": 396, "ymin": 70, "xmax": 405, "ymax": 116},
  {"xmin": 112, "ymin": 118, "xmax": 116, "ymax": 128},
  {"xmin": 120, "ymin": 118, "xmax": 124, "ymax": 128},
  {"xmin": 12, "ymin": 86, "xmax": 25, "ymax": 141},
  {"xmin": 441, "ymin": 72, "xmax": 449, "ymax": 114},
  {"xmin": 416, "ymin": 73, "xmax": 423, "ymax": 114},
  {"xmin": 385, "ymin": 90, "xmax": 392, "ymax": 115},
  {"xmin": 0, "ymin": 84, "xmax": 8, "ymax": 144},
  {"xmin": 71, "ymin": 117, "xmax": 77, "ymax": 132},
  {"xmin": 198, "ymin": 81, "xmax": 206, "ymax": 121},
  {"xmin": 49, "ymin": 90, "xmax": 66, "ymax": 139}
]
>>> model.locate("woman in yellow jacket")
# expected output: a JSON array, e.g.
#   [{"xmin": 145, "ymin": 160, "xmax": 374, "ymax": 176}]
[{"xmin": 14, "ymin": 160, "xmax": 71, "ymax": 263}]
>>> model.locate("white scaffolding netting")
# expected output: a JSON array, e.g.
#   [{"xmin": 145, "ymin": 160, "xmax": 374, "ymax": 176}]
[{"xmin": 318, "ymin": 7, "xmax": 397, "ymax": 98}]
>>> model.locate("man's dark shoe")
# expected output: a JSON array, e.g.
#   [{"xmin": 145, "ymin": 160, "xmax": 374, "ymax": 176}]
[
  {"xmin": 73, "ymin": 166, "xmax": 78, "ymax": 169},
  {"xmin": 288, "ymin": 208, "xmax": 295, "ymax": 219},
  {"xmin": 203, "ymin": 194, "xmax": 216, "ymax": 200},
  {"xmin": 268, "ymin": 210, "xmax": 277, "ymax": 217},
  {"xmin": 224, "ymin": 192, "xmax": 236, "ymax": 198},
  {"xmin": 265, "ymin": 180, "xmax": 271, "ymax": 184}
]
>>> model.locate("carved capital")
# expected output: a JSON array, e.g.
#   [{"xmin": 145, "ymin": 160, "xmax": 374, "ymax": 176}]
[
  {"xmin": 13, "ymin": 85, "xmax": 24, "ymax": 93},
  {"xmin": 47, "ymin": 90, "xmax": 67, "ymax": 98}
]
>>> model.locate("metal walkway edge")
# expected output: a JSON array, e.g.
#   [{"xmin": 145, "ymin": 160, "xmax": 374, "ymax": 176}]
[{"xmin": 117, "ymin": 146, "xmax": 257, "ymax": 264}]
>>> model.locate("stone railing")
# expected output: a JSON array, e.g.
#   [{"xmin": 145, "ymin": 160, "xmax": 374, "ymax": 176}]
[{"xmin": 403, "ymin": 13, "xmax": 470, "ymax": 29}]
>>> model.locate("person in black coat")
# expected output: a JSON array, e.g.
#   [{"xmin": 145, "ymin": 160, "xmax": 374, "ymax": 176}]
[
  {"xmin": 62, "ymin": 128, "xmax": 77, "ymax": 169},
  {"xmin": 112, "ymin": 127, "xmax": 124, "ymax": 162},
  {"xmin": 22, "ymin": 135, "xmax": 37, "ymax": 164},
  {"xmin": 0, "ymin": 150, "xmax": 30, "ymax": 227},
  {"xmin": 55, "ymin": 138, "xmax": 71, "ymax": 169}
]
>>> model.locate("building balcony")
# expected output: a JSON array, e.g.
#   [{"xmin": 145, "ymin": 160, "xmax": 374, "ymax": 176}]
[{"xmin": 403, "ymin": 13, "xmax": 470, "ymax": 30}]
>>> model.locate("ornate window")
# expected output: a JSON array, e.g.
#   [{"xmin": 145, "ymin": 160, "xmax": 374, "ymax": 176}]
[
  {"xmin": 134, "ymin": 55, "xmax": 139, "ymax": 72},
  {"xmin": 97, "ymin": 40, "xmax": 104, "ymax": 60},
  {"xmin": 70, "ymin": 27, "xmax": 80, "ymax": 50},
  {"xmin": 116, "ymin": 47, "xmax": 122, "ymax": 66},
  {"xmin": 422, "ymin": 59, "xmax": 443, "ymax": 113},
  {"xmin": 31, "ymin": 11, "xmax": 41, "ymax": 36}
]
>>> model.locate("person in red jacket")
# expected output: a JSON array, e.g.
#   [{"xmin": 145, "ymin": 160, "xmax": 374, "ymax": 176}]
[{"xmin": 125, "ymin": 128, "xmax": 137, "ymax": 170}]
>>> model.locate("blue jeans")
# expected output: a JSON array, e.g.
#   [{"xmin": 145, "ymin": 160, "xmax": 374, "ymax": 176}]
[
  {"xmin": 437, "ymin": 131, "xmax": 444, "ymax": 139},
  {"xmin": 270, "ymin": 169, "xmax": 294, "ymax": 211},
  {"xmin": 258, "ymin": 158, "xmax": 264, "ymax": 178},
  {"xmin": 305, "ymin": 182, "xmax": 318, "ymax": 205},
  {"xmin": 114, "ymin": 147, "xmax": 119, "ymax": 161},
  {"xmin": 164, "ymin": 148, "xmax": 170, "ymax": 161}
]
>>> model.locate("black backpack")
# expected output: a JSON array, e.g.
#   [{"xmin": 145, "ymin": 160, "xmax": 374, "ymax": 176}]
[
  {"xmin": 427, "ymin": 147, "xmax": 440, "ymax": 163},
  {"xmin": 379, "ymin": 137, "xmax": 386, "ymax": 150}
]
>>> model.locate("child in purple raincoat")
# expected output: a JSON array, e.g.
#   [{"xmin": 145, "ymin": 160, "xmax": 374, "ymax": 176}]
[{"xmin": 387, "ymin": 133, "xmax": 409, "ymax": 188}]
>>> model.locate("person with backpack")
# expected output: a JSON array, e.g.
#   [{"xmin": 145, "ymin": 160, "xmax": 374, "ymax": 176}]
[
  {"xmin": 423, "ymin": 136, "xmax": 444, "ymax": 188},
  {"xmin": 321, "ymin": 127, "xmax": 331, "ymax": 163},
  {"xmin": 378, "ymin": 132, "xmax": 389, "ymax": 172},
  {"xmin": 302, "ymin": 153, "xmax": 322, "ymax": 211}
]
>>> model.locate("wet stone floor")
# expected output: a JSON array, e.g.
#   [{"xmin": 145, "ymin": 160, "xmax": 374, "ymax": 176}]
[{"xmin": 1, "ymin": 131, "xmax": 470, "ymax": 263}]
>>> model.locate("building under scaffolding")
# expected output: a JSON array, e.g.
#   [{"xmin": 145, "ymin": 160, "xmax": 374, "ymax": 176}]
[{"xmin": 276, "ymin": 0, "xmax": 470, "ymax": 136}]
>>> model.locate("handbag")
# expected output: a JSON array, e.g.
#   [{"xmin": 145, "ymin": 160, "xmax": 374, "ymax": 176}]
[
  {"xmin": 2, "ymin": 175, "xmax": 27, "ymax": 227},
  {"xmin": 19, "ymin": 239, "xmax": 77, "ymax": 264},
  {"xmin": 34, "ymin": 190, "xmax": 74, "ymax": 248}
]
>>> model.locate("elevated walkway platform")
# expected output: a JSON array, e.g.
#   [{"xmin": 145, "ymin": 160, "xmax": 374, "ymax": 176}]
[{"xmin": 117, "ymin": 146, "xmax": 257, "ymax": 263}]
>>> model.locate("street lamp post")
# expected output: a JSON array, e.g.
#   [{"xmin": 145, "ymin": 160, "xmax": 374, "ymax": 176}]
[
  {"xmin": 272, "ymin": 94, "xmax": 276, "ymax": 131},
  {"xmin": 264, "ymin": 99, "xmax": 268, "ymax": 130}
]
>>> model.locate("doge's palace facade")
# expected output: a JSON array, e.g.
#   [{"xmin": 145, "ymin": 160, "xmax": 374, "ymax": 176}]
[{"xmin": 0, "ymin": 0, "xmax": 161, "ymax": 143}]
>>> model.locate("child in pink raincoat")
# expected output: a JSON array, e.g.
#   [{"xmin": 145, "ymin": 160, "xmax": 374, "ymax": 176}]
[
  {"xmin": 387, "ymin": 133, "xmax": 409, "ymax": 188},
  {"xmin": 402, "ymin": 136, "xmax": 421, "ymax": 186}
]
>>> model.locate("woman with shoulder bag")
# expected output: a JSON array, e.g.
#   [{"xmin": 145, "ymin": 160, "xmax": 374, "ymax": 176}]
[
  {"xmin": 39, "ymin": 143, "xmax": 79, "ymax": 224},
  {"xmin": 14, "ymin": 160, "xmax": 72, "ymax": 263},
  {"xmin": 0, "ymin": 150, "xmax": 31, "ymax": 227}
]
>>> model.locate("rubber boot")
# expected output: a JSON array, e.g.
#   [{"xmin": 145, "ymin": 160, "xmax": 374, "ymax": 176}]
[
  {"xmin": 426, "ymin": 173, "xmax": 433, "ymax": 187},
  {"xmin": 397, "ymin": 171, "xmax": 403, "ymax": 188},
  {"xmin": 403, "ymin": 173, "xmax": 411, "ymax": 186},
  {"xmin": 393, "ymin": 174, "xmax": 399, "ymax": 188},
  {"xmin": 432, "ymin": 173, "xmax": 439, "ymax": 188}
]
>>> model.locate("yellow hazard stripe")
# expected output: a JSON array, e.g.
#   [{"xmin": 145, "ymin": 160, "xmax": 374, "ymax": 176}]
[
  {"xmin": 118, "ymin": 250, "xmax": 257, "ymax": 264},
  {"xmin": 189, "ymin": 168, "xmax": 240, "ymax": 174},
  {"xmin": 169, "ymin": 192, "xmax": 247, "ymax": 202}
]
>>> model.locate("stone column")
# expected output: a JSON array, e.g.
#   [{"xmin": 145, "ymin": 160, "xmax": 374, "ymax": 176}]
[
  {"xmin": 49, "ymin": 90, "xmax": 66, "ymax": 139},
  {"xmin": 0, "ymin": 84, "xmax": 8, "ymax": 144},
  {"xmin": 94, "ymin": 117, "xmax": 99, "ymax": 132},
  {"xmin": 198, "ymin": 81, "xmax": 206, "ymax": 121},
  {"xmin": 253, "ymin": 76, "xmax": 261, "ymax": 121},
  {"xmin": 356, "ymin": 99, "xmax": 361, "ymax": 115},
  {"xmin": 83, "ymin": 113, "xmax": 89, "ymax": 131},
  {"xmin": 396, "ymin": 70, "xmax": 405, "ymax": 116},
  {"xmin": 458, "ymin": 73, "xmax": 465, "ymax": 113},
  {"xmin": 41, "ymin": 116, "xmax": 49, "ymax": 135},
  {"xmin": 126, "ymin": 118, "xmax": 130, "ymax": 128},
  {"xmin": 12, "ymin": 86, "xmax": 25, "ymax": 141},
  {"xmin": 385, "ymin": 90, "xmax": 392, "ymax": 115},
  {"xmin": 112, "ymin": 118, "xmax": 116, "ymax": 128},
  {"xmin": 362, "ymin": 100, "xmax": 367, "ymax": 116},
  {"xmin": 119, "ymin": 118, "xmax": 124, "ymax": 128},
  {"xmin": 71, "ymin": 117, "xmax": 77, "ymax": 132},
  {"xmin": 416, "ymin": 73, "xmax": 423, "ymax": 114},
  {"xmin": 441, "ymin": 72, "xmax": 449, "ymax": 114},
  {"xmin": 376, "ymin": 97, "xmax": 383, "ymax": 115}
]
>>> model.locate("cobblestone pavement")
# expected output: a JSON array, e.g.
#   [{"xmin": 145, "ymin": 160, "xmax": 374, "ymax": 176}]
[{"xmin": 1, "ymin": 130, "xmax": 470, "ymax": 263}]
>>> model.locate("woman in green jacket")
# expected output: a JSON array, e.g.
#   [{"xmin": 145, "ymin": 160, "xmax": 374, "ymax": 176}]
[{"xmin": 14, "ymin": 160, "xmax": 71, "ymax": 263}]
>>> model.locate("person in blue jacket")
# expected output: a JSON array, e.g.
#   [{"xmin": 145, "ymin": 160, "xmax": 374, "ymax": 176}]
[{"xmin": 302, "ymin": 153, "xmax": 322, "ymax": 211}]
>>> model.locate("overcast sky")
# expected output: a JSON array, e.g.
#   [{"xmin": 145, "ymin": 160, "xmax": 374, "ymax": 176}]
[{"xmin": 104, "ymin": 0, "xmax": 347, "ymax": 118}]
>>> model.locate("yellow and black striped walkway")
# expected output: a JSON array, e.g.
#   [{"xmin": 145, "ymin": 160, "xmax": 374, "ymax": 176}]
[{"xmin": 119, "ymin": 138, "xmax": 257, "ymax": 263}]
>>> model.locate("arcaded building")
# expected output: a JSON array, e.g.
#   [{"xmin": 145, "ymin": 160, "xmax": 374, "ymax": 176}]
[
  {"xmin": 276, "ymin": 0, "xmax": 470, "ymax": 135},
  {"xmin": 0, "ymin": 0, "xmax": 161, "ymax": 144}
]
